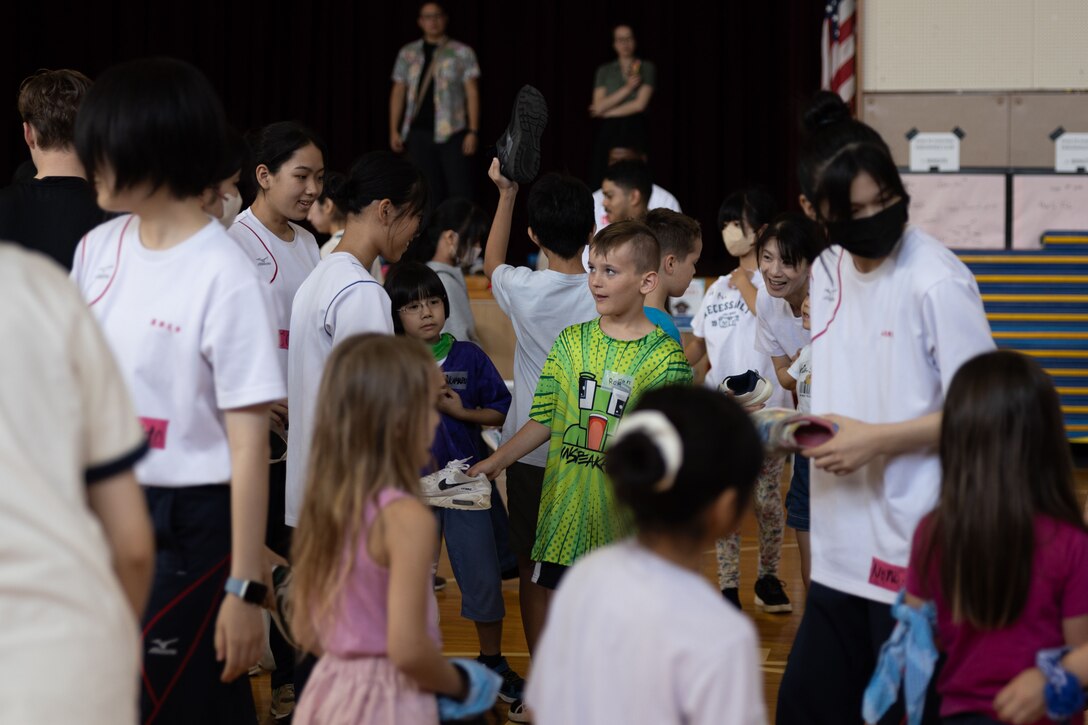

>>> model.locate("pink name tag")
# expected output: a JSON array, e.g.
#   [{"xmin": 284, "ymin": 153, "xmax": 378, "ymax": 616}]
[
  {"xmin": 278, "ymin": 330, "xmax": 290, "ymax": 350},
  {"xmin": 868, "ymin": 557, "xmax": 907, "ymax": 592},
  {"xmin": 140, "ymin": 417, "xmax": 169, "ymax": 450}
]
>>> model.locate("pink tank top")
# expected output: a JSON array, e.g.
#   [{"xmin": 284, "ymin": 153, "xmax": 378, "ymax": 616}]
[{"xmin": 318, "ymin": 487, "xmax": 441, "ymax": 656}]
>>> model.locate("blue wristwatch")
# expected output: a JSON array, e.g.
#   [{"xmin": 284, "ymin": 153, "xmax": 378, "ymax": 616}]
[{"xmin": 224, "ymin": 576, "xmax": 268, "ymax": 605}]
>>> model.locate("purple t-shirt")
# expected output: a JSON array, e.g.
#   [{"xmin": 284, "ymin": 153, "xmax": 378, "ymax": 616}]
[
  {"xmin": 907, "ymin": 513, "xmax": 1088, "ymax": 722},
  {"xmin": 427, "ymin": 341, "xmax": 511, "ymax": 472}
]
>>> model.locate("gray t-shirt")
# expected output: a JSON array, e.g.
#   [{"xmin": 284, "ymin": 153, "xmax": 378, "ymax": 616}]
[
  {"xmin": 490, "ymin": 263, "xmax": 598, "ymax": 467},
  {"xmin": 428, "ymin": 261, "xmax": 477, "ymax": 342}
]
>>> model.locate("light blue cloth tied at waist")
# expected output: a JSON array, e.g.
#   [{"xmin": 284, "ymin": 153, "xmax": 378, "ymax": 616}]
[{"xmin": 862, "ymin": 589, "xmax": 939, "ymax": 725}]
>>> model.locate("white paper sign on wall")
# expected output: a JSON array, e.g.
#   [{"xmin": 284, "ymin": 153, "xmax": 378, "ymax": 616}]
[
  {"xmin": 1053, "ymin": 131, "xmax": 1088, "ymax": 173},
  {"xmin": 908, "ymin": 132, "xmax": 962, "ymax": 172}
]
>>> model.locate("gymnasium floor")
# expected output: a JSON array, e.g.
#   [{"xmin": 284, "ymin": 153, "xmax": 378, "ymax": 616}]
[{"xmin": 253, "ymin": 464, "xmax": 1088, "ymax": 724}]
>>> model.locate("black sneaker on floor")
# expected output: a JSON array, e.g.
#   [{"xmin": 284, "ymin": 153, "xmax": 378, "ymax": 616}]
[
  {"xmin": 495, "ymin": 85, "xmax": 548, "ymax": 184},
  {"xmin": 480, "ymin": 655, "xmax": 525, "ymax": 703},
  {"xmin": 722, "ymin": 587, "xmax": 741, "ymax": 610},
  {"xmin": 754, "ymin": 575, "xmax": 793, "ymax": 613}
]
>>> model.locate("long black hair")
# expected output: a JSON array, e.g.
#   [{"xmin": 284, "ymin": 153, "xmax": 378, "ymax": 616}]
[{"xmin": 918, "ymin": 350, "xmax": 1084, "ymax": 629}]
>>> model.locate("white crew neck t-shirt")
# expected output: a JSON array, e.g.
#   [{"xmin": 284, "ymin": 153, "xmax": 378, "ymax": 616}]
[
  {"xmin": 527, "ymin": 541, "xmax": 766, "ymax": 725},
  {"xmin": 755, "ymin": 290, "xmax": 809, "ymax": 362},
  {"xmin": 229, "ymin": 207, "xmax": 320, "ymax": 378},
  {"xmin": 71, "ymin": 215, "xmax": 286, "ymax": 487},
  {"xmin": 489, "ymin": 264, "xmax": 598, "ymax": 468},
  {"xmin": 808, "ymin": 227, "xmax": 993, "ymax": 603},
  {"xmin": 285, "ymin": 253, "xmax": 394, "ymax": 525},
  {"xmin": 691, "ymin": 272, "xmax": 787, "ymax": 407},
  {"xmin": 2, "ymin": 245, "xmax": 148, "ymax": 724}
]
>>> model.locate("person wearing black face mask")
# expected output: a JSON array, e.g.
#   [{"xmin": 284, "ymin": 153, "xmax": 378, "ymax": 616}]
[
  {"xmin": 775, "ymin": 95, "xmax": 996, "ymax": 725},
  {"xmin": 825, "ymin": 196, "xmax": 909, "ymax": 260}
]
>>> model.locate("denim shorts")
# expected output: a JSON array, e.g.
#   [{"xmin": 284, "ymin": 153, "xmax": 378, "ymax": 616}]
[
  {"xmin": 435, "ymin": 482, "xmax": 507, "ymax": 622},
  {"xmin": 786, "ymin": 453, "xmax": 811, "ymax": 532}
]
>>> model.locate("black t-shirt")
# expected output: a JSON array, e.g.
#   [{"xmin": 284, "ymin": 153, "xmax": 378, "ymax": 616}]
[
  {"xmin": 411, "ymin": 41, "xmax": 438, "ymax": 131},
  {"xmin": 0, "ymin": 177, "xmax": 106, "ymax": 270}
]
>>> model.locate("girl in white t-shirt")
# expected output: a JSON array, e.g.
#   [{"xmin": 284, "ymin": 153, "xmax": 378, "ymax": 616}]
[
  {"xmin": 784, "ymin": 293, "xmax": 812, "ymax": 588},
  {"xmin": 527, "ymin": 386, "xmax": 767, "ymax": 725},
  {"xmin": 686, "ymin": 188, "xmax": 791, "ymax": 613},
  {"xmin": 754, "ymin": 215, "xmax": 822, "ymax": 591},
  {"xmin": 285, "ymin": 151, "xmax": 427, "ymax": 531},
  {"xmin": 228, "ymin": 122, "xmax": 326, "ymax": 715},
  {"xmin": 71, "ymin": 58, "xmax": 285, "ymax": 723},
  {"xmin": 776, "ymin": 91, "xmax": 993, "ymax": 724}
]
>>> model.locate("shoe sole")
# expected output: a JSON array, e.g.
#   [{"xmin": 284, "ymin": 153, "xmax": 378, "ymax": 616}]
[
  {"xmin": 497, "ymin": 86, "xmax": 548, "ymax": 184},
  {"xmin": 753, "ymin": 594, "xmax": 793, "ymax": 614}
]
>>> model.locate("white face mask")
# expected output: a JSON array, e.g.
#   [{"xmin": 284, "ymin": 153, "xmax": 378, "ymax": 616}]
[
  {"xmin": 218, "ymin": 193, "xmax": 242, "ymax": 228},
  {"xmin": 722, "ymin": 225, "xmax": 754, "ymax": 257}
]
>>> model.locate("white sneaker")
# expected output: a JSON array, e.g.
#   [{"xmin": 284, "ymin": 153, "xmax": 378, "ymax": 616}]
[
  {"xmin": 419, "ymin": 458, "xmax": 492, "ymax": 510},
  {"xmin": 720, "ymin": 370, "xmax": 774, "ymax": 407}
]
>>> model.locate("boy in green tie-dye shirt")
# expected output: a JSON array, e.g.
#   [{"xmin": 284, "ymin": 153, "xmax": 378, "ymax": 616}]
[{"xmin": 470, "ymin": 220, "xmax": 693, "ymax": 589}]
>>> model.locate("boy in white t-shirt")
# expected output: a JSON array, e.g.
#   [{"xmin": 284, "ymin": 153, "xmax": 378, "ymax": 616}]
[
  {"xmin": 1, "ymin": 245, "xmax": 153, "ymax": 725},
  {"xmin": 686, "ymin": 188, "xmax": 791, "ymax": 613},
  {"xmin": 481, "ymin": 158, "xmax": 598, "ymax": 657}
]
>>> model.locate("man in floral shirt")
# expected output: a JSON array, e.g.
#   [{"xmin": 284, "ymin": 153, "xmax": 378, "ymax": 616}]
[{"xmin": 389, "ymin": 2, "xmax": 480, "ymax": 205}]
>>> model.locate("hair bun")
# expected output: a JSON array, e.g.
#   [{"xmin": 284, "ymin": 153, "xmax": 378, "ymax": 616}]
[
  {"xmin": 606, "ymin": 430, "xmax": 668, "ymax": 493},
  {"xmin": 803, "ymin": 90, "xmax": 851, "ymax": 134}
]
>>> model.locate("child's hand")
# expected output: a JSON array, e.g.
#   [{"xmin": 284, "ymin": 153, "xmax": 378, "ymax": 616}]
[
  {"xmin": 437, "ymin": 387, "xmax": 466, "ymax": 418},
  {"xmin": 993, "ymin": 667, "xmax": 1047, "ymax": 724},
  {"xmin": 488, "ymin": 158, "xmax": 517, "ymax": 193},
  {"xmin": 468, "ymin": 454, "xmax": 503, "ymax": 480},
  {"xmin": 803, "ymin": 414, "xmax": 880, "ymax": 475},
  {"xmin": 215, "ymin": 595, "xmax": 264, "ymax": 682}
]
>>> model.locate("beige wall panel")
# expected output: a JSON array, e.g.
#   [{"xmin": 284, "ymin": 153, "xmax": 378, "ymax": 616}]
[
  {"xmin": 1010, "ymin": 93, "xmax": 1088, "ymax": 167},
  {"xmin": 863, "ymin": 0, "xmax": 1033, "ymax": 91},
  {"xmin": 863, "ymin": 93, "xmax": 1010, "ymax": 167},
  {"xmin": 1034, "ymin": 0, "xmax": 1088, "ymax": 89}
]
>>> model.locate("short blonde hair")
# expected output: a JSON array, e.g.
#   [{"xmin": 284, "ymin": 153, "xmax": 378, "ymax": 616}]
[{"xmin": 591, "ymin": 219, "xmax": 659, "ymax": 273}]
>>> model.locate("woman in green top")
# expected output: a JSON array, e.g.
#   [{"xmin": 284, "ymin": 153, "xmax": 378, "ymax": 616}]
[{"xmin": 589, "ymin": 24, "xmax": 657, "ymax": 186}]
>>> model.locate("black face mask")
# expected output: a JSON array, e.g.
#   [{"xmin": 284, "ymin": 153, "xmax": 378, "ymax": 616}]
[{"xmin": 826, "ymin": 198, "xmax": 909, "ymax": 259}]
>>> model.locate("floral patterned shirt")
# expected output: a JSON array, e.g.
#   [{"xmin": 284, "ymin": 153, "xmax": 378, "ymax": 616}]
[{"xmin": 392, "ymin": 38, "xmax": 480, "ymax": 143}]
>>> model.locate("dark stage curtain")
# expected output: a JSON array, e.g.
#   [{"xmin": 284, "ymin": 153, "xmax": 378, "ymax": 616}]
[{"xmin": 1, "ymin": 0, "xmax": 822, "ymax": 275}]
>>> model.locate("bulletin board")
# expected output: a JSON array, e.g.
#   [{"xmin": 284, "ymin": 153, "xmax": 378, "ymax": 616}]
[
  {"xmin": 902, "ymin": 173, "xmax": 1007, "ymax": 249},
  {"xmin": 1012, "ymin": 174, "xmax": 1088, "ymax": 249}
]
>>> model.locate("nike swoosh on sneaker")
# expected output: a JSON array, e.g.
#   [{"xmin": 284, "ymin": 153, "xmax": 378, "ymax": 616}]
[{"xmin": 436, "ymin": 477, "xmax": 473, "ymax": 491}]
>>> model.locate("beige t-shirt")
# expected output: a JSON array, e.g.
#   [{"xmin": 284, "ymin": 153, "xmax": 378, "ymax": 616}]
[{"xmin": 0, "ymin": 244, "xmax": 146, "ymax": 723}]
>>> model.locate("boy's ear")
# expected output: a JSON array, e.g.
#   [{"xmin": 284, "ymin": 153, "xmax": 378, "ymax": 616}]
[
  {"xmin": 22, "ymin": 122, "xmax": 36, "ymax": 150},
  {"xmin": 662, "ymin": 253, "xmax": 677, "ymax": 275},
  {"xmin": 640, "ymin": 269, "xmax": 659, "ymax": 296},
  {"xmin": 527, "ymin": 226, "xmax": 542, "ymax": 249}
]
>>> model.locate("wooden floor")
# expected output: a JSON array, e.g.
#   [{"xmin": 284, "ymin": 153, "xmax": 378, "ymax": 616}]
[{"xmin": 252, "ymin": 464, "xmax": 1088, "ymax": 724}]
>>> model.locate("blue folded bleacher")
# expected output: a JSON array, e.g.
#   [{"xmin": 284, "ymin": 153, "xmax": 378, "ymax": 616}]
[{"xmin": 957, "ymin": 231, "xmax": 1088, "ymax": 443}]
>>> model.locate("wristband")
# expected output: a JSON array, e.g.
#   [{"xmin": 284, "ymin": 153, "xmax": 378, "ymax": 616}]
[
  {"xmin": 1037, "ymin": 646, "xmax": 1085, "ymax": 720},
  {"xmin": 224, "ymin": 576, "xmax": 268, "ymax": 605},
  {"xmin": 466, "ymin": 129, "xmax": 478, "ymax": 135}
]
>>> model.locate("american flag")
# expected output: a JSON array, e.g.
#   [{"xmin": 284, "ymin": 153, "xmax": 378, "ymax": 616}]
[{"xmin": 821, "ymin": 0, "xmax": 856, "ymax": 108}]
